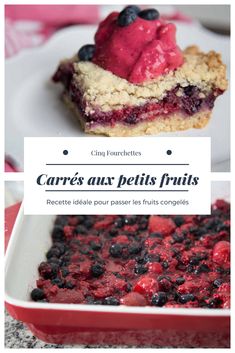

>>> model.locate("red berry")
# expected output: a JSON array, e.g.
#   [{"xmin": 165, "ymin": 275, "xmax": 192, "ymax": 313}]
[
  {"xmin": 213, "ymin": 241, "xmax": 230, "ymax": 268},
  {"xmin": 120, "ymin": 292, "xmax": 147, "ymax": 306},
  {"xmin": 148, "ymin": 216, "xmax": 176, "ymax": 235},
  {"xmin": 133, "ymin": 276, "xmax": 159, "ymax": 298},
  {"xmin": 147, "ymin": 262, "xmax": 163, "ymax": 274}
]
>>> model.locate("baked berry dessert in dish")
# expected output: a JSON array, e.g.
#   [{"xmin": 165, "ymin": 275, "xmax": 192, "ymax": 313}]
[
  {"xmin": 31, "ymin": 200, "xmax": 230, "ymax": 308},
  {"xmin": 53, "ymin": 6, "xmax": 227, "ymax": 136}
]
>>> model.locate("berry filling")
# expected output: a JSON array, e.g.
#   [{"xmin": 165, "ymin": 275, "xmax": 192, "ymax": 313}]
[
  {"xmin": 31, "ymin": 200, "xmax": 230, "ymax": 308},
  {"xmin": 53, "ymin": 64, "xmax": 222, "ymax": 126}
]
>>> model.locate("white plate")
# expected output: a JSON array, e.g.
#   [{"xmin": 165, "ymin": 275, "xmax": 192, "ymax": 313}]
[{"xmin": 5, "ymin": 24, "xmax": 230, "ymax": 171}]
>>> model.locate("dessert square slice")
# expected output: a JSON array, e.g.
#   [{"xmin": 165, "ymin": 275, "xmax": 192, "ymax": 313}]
[
  {"xmin": 53, "ymin": 6, "xmax": 227, "ymax": 136},
  {"xmin": 53, "ymin": 46, "xmax": 227, "ymax": 136}
]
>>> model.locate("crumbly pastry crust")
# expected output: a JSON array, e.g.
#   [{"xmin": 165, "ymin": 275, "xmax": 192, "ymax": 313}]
[
  {"xmin": 70, "ymin": 46, "xmax": 227, "ymax": 113},
  {"xmin": 63, "ymin": 93, "xmax": 211, "ymax": 137}
]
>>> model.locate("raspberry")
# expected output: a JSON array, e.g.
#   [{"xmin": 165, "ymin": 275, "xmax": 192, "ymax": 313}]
[
  {"xmin": 147, "ymin": 262, "xmax": 163, "ymax": 274},
  {"xmin": 213, "ymin": 241, "xmax": 230, "ymax": 268},
  {"xmin": 120, "ymin": 292, "xmax": 147, "ymax": 306},
  {"xmin": 148, "ymin": 216, "xmax": 176, "ymax": 235},
  {"xmin": 133, "ymin": 276, "xmax": 159, "ymax": 298}
]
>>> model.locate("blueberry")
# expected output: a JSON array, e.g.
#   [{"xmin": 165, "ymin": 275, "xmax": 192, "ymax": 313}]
[
  {"xmin": 138, "ymin": 8, "xmax": 160, "ymax": 21},
  {"xmin": 149, "ymin": 232, "xmax": 163, "ymax": 239},
  {"xmin": 129, "ymin": 243, "xmax": 142, "ymax": 255},
  {"xmin": 162, "ymin": 261, "xmax": 169, "ymax": 269},
  {"xmin": 51, "ymin": 278, "xmax": 64, "ymax": 288},
  {"xmin": 144, "ymin": 253, "xmax": 160, "ymax": 263},
  {"xmin": 31, "ymin": 288, "xmax": 45, "ymax": 301},
  {"xmin": 78, "ymin": 44, "xmax": 95, "ymax": 61},
  {"xmin": 103, "ymin": 297, "xmax": 120, "ymax": 306},
  {"xmin": 83, "ymin": 218, "xmax": 94, "ymax": 229},
  {"xmin": 90, "ymin": 241, "xmax": 102, "ymax": 251},
  {"xmin": 91, "ymin": 264, "xmax": 105, "ymax": 277},
  {"xmin": 134, "ymin": 264, "xmax": 148, "ymax": 275},
  {"xmin": 184, "ymin": 85, "xmax": 197, "ymax": 97},
  {"xmin": 213, "ymin": 278, "xmax": 223, "ymax": 288},
  {"xmin": 55, "ymin": 216, "xmax": 67, "ymax": 226},
  {"xmin": 52, "ymin": 226, "xmax": 64, "ymax": 241},
  {"xmin": 46, "ymin": 247, "xmax": 61, "ymax": 259},
  {"xmin": 124, "ymin": 5, "xmax": 140, "ymax": 14},
  {"xmin": 64, "ymin": 281, "xmax": 75, "ymax": 289},
  {"xmin": 172, "ymin": 233, "xmax": 185, "ymax": 243},
  {"xmin": 174, "ymin": 216, "xmax": 184, "ymax": 227},
  {"xmin": 117, "ymin": 6, "xmax": 140, "ymax": 27},
  {"xmin": 187, "ymin": 265, "xmax": 194, "ymax": 273},
  {"xmin": 76, "ymin": 225, "xmax": 87, "ymax": 234},
  {"xmin": 195, "ymin": 264, "xmax": 210, "ymax": 275},
  {"xmin": 109, "ymin": 229, "xmax": 118, "ymax": 237},
  {"xmin": 109, "ymin": 243, "xmax": 123, "ymax": 258},
  {"xmin": 114, "ymin": 218, "xmax": 124, "ymax": 228},
  {"xmin": 61, "ymin": 268, "xmax": 69, "ymax": 277},
  {"xmin": 178, "ymin": 293, "xmax": 195, "ymax": 304},
  {"xmin": 124, "ymin": 216, "xmax": 137, "ymax": 225},
  {"xmin": 189, "ymin": 256, "xmax": 201, "ymax": 266},
  {"xmin": 175, "ymin": 277, "xmax": 185, "ymax": 285},
  {"xmin": 151, "ymin": 292, "xmax": 167, "ymax": 307},
  {"xmin": 79, "ymin": 246, "xmax": 90, "ymax": 255}
]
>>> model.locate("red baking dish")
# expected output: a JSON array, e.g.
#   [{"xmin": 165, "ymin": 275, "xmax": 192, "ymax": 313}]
[{"xmin": 5, "ymin": 203, "xmax": 230, "ymax": 347}]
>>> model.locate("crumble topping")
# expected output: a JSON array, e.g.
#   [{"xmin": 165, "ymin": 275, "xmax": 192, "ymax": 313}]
[{"xmin": 72, "ymin": 46, "xmax": 227, "ymax": 113}]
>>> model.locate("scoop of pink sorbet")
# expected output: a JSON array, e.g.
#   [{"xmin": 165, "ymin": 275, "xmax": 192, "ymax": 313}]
[{"xmin": 92, "ymin": 11, "xmax": 184, "ymax": 84}]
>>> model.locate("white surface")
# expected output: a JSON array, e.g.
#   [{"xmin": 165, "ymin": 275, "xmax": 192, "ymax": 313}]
[
  {"xmin": 5, "ymin": 24, "xmax": 230, "ymax": 172},
  {"xmin": 24, "ymin": 137, "xmax": 211, "ymax": 215}
]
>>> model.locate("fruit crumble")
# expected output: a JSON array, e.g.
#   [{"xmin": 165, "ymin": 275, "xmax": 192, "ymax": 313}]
[
  {"xmin": 52, "ymin": 6, "xmax": 227, "ymax": 136},
  {"xmin": 31, "ymin": 200, "xmax": 230, "ymax": 308}
]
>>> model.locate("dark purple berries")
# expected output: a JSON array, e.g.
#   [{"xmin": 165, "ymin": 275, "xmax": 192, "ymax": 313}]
[
  {"xmin": 134, "ymin": 264, "xmax": 148, "ymax": 275},
  {"xmin": 78, "ymin": 44, "xmax": 95, "ymax": 61},
  {"xmin": 109, "ymin": 243, "xmax": 123, "ymax": 258},
  {"xmin": 103, "ymin": 296, "xmax": 120, "ymax": 305},
  {"xmin": 138, "ymin": 8, "xmax": 160, "ymax": 21},
  {"xmin": 175, "ymin": 277, "xmax": 185, "ymax": 285},
  {"xmin": 178, "ymin": 293, "xmax": 195, "ymax": 304},
  {"xmin": 151, "ymin": 292, "xmax": 167, "ymax": 306},
  {"xmin": 213, "ymin": 278, "xmax": 223, "ymax": 288},
  {"xmin": 117, "ymin": 6, "xmax": 140, "ymax": 27},
  {"xmin": 91, "ymin": 264, "xmax": 105, "ymax": 277},
  {"xmin": 129, "ymin": 243, "xmax": 142, "ymax": 255},
  {"xmin": 52, "ymin": 226, "xmax": 64, "ymax": 241},
  {"xmin": 31, "ymin": 288, "xmax": 45, "ymax": 301}
]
